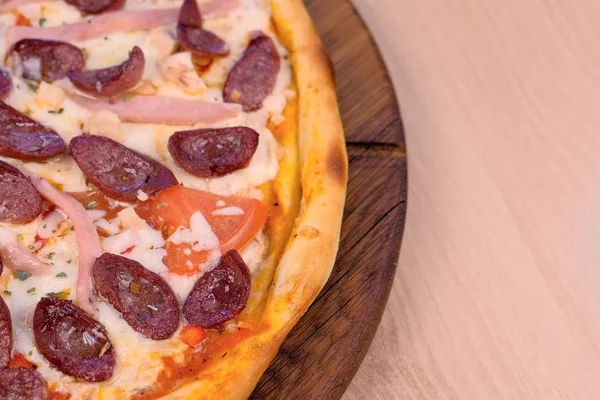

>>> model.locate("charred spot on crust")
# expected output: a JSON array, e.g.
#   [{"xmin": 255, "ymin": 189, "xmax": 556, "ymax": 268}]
[{"xmin": 326, "ymin": 141, "xmax": 348, "ymax": 185}]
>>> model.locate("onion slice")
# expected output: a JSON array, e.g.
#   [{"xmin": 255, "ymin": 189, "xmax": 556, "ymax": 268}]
[
  {"xmin": 20, "ymin": 169, "xmax": 102, "ymax": 315},
  {"xmin": 0, "ymin": 243, "xmax": 51, "ymax": 276}
]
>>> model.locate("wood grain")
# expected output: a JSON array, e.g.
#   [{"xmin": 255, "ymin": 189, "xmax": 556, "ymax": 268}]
[
  {"xmin": 345, "ymin": 0, "xmax": 600, "ymax": 399},
  {"xmin": 252, "ymin": 0, "xmax": 407, "ymax": 398}
]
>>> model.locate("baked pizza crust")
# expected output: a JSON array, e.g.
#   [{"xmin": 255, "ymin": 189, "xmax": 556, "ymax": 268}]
[{"xmin": 164, "ymin": 0, "xmax": 348, "ymax": 398}]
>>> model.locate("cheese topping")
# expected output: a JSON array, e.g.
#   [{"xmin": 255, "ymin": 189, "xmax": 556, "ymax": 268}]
[{"xmin": 0, "ymin": 0, "xmax": 289, "ymax": 397}]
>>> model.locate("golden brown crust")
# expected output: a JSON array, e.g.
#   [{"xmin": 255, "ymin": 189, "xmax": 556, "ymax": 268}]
[{"xmin": 164, "ymin": 0, "xmax": 347, "ymax": 398}]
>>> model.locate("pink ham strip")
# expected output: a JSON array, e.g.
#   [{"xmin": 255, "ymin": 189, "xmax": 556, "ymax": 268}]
[
  {"xmin": 0, "ymin": 243, "xmax": 52, "ymax": 276},
  {"xmin": 0, "ymin": 0, "xmax": 44, "ymax": 13},
  {"xmin": 69, "ymin": 93, "xmax": 242, "ymax": 125},
  {"xmin": 21, "ymin": 169, "xmax": 101, "ymax": 315},
  {"xmin": 5, "ymin": 0, "xmax": 239, "ymax": 47}
]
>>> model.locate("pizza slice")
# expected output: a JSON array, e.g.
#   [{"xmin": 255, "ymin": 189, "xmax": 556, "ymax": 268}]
[{"xmin": 0, "ymin": 0, "xmax": 346, "ymax": 398}]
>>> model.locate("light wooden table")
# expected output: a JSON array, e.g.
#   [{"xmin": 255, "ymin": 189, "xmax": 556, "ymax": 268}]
[{"xmin": 343, "ymin": 0, "xmax": 600, "ymax": 399}]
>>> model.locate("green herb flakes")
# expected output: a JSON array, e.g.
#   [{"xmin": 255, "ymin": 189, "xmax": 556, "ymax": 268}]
[
  {"xmin": 26, "ymin": 81, "xmax": 38, "ymax": 92},
  {"xmin": 56, "ymin": 272, "xmax": 68, "ymax": 278},
  {"xmin": 15, "ymin": 270, "xmax": 32, "ymax": 281},
  {"xmin": 27, "ymin": 287, "xmax": 36, "ymax": 295}
]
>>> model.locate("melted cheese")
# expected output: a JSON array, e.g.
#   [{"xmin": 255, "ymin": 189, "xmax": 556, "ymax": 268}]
[{"xmin": 0, "ymin": 0, "xmax": 288, "ymax": 397}]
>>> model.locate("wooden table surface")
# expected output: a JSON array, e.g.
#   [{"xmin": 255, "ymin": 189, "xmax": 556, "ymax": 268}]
[{"xmin": 343, "ymin": 0, "xmax": 600, "ymax": 399}]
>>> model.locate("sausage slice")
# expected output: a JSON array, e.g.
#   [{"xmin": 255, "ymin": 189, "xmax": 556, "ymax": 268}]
[
  {"xmin": 70, "ymin": 135, "xmax": 177, "ymax": 202},
  {"xmin": 33, "ymin": 297, "xmax": 115, "ymax": 382},
  {"xmin": 93, "ymin": 253, "xmax": 181, "ymax": 340},
  {"xmin": 0, "ymin": 160, "xmax": 43, "ymax": 224},
  {"xmin": 182, "ymin": 250, "xmax": 251, "ymax": 328},
  {"xmin": 168, "ymin": 127, "xmax": 259, "ymax": 177},
  {"xmin": 0, "ymin": 102, "xmax": 66, "ymax": 161}
]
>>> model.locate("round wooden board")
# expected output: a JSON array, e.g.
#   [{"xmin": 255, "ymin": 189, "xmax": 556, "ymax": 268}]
[{"xmin": 252, "ymin": 0, "xmax": 407, "ymax": 399}]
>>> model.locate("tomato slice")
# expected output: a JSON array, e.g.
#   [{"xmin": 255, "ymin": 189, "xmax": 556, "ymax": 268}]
[
  {"xmin": 135, "ymin": 186, "xmax": 268, "ymax": 275},
  {"xmin": 8, "ymin": 353, "xmax": 34, "ymax": 369},
  {"xmin": 69, "ymin": 190, "xmax": 125, "ymax": 220}
]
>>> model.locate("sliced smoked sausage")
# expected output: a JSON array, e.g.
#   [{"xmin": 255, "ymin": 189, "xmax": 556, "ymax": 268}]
[
  {"xmin": 93, "ymin": 253, "xmax": 181, "ymax": 340},
  {"xmin": 177, "ymin": 0, "xmax": 228, "ymax": 58},
  {"xmin": 182, "ymin": 250, "xmax": 251, "ymax": 328},
  {"xmin": 223, "ymin": 32, "xmax": 280, "ymax": 111},
  {"xmin": 0, "ymin": 70, "xmax": 12, "ymax": 100},
  {"xmin": 68, "ymin": 46, "xmax": 145, "ymax": 97},
  {"xmin": 8, "ymin": 39, "xmax": 83, "ymax": 83},
  {"xmin": 0, "ymin": 102, "xmax": 66, "ymax": 161},
  {"xmin": 70, "ymin": 135, "xmax": 178, "ymax": 202},
  {"xmin": 64, "ymin": 0, "xmax": 125, "ymax": 14},
  {"xmin": 168, "ymin": 127, "xmax": 259, "ymax": 177},
  {"xmin": 0, "ymin": 368, "xmax": 48, "ymax": 400},
  {"xmin": 0, "ymin": 295, "xmax": 12, "ymax": 369},
  {"xmin": 0, "ymin": 160, "xmax": 43, "ymax": 224},
  {"xmin": 33, "ymin": 296, "xmax": 115, "ymax": 382}
]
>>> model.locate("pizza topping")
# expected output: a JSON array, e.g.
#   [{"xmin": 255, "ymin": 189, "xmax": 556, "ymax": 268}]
[
  {"xmin": 70, "ymin": 135, "xmax": 178, "ymax": 202},
  {"xmin": 1, "ymin": 243, "xmax": 52, "ymax": 276},
  {"xmin": 35, "ymin": 82, "xmax": 66, "ymax": 109},
  {"xmin": 182, "ymin": 249, "xmax": 250, "ymax": 328},
  {"xmin": 223, "ymin": 32, "xmax": 280, "ymax": 111},
  {"xmin": 68, "ymin": 93, "xmax": 242, "ymax": 125},
  {"xmin": 64, "ymin": 0, "xmax": 125, "ymax": 15},
  {"xmin": 0, "ymin": 102, "xmax": 66, "ymax": 161},
  {"xmin": 0, "ymin": 0, "xmax": 43, "ymax": 14},
  {"xmin": 92, "ymin": 253, "xmax": 181, "ymax": 340},
  {"xmin": 33, "ymin": 296, "xmax": 115, "ymax": 382},
  {"xmin": 158, "ymin": 52, "xmax": 206, "ymax": 94},
  {"xmin": 8, "ymin": 39, "xmax": 84, "ymax": 82},
  {"xmin": 0, "ymin": 70, "xmax": 11, "ymax": 99},
  {"xmin": 68, "ymin": 46, "xmax": 145, "ymax": 97},
  {"xmin": 5, "ymin": 0, "xmax": 238, "ymax": 48},
  {"xmin": 83, "ymin": 110, "xmax": 123, "ymax": 142},
  {"xmin": 22, "ymin": 170, "xmax": 103, "ymax": 315},
  {"xmin": 168, "ymin": 127, "xmax": 259, "ymax": 178},
  {"xmin": 177, "ymin": 0, "xmax": 228, "ymax": 58},
  {"xmin": 6, "ymin": 9, "xmax": 176, "ymax": 47},
  {"xmin": 0, "ymin": 367, "xmax": 48, "ymax": 400},
  {"xmin": 135, "ymin": 186, "xmax": 268, "ymax": 275},
  {"xmin": 8, "ymin": 353, "xmax": 35, "ymax": 369},
  {"xmin": 0, "ymin": 160, "xmax": 43, "ymax": 224},
  {"xmin": 0, "ymin": 295, "xmax": 12, "ymax": 369},
  {"xmin": 179, "ymin": 324, "xmax": 207, "ymax": 347}
]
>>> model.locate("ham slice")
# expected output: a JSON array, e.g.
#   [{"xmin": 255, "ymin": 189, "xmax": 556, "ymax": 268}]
[
  {"xmin": 0, "ymin": 0, "xmax": 42, "ymax": 13},
  {"xmin": 21, "ymin": 169, "xmax": 102, "ymax": 315},
  {"xmin": 0, "ymin": 243, "xmax": 52, "ymax": 276},
  {"xmin": 5, "ymin": 0, "xmax": 239, "ymax": 47},
  {"xmin": 69, "ymin": 93, "xmax": 242, "ymax": 125}
]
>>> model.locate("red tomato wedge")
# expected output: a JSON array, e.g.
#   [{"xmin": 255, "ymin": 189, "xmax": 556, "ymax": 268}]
[{"xmin": 135, "ymin": 186, "xmax": 268, "ymax": 275}]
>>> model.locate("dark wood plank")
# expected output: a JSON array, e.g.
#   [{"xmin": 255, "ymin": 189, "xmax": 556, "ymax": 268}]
[{"xmin": 252, "ymin": 0, "xmax": 407, "ymax": 398}]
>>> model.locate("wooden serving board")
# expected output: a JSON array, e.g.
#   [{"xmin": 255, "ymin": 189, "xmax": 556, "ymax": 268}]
[{"xmin": 252, "ymin": 0, "xmax": 407, "ymax": 398}]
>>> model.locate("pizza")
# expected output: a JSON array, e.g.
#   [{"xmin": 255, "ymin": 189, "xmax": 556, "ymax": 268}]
[{"xmin": 0, "ymin": 0, "xmax": 347, "ymax": 398}]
